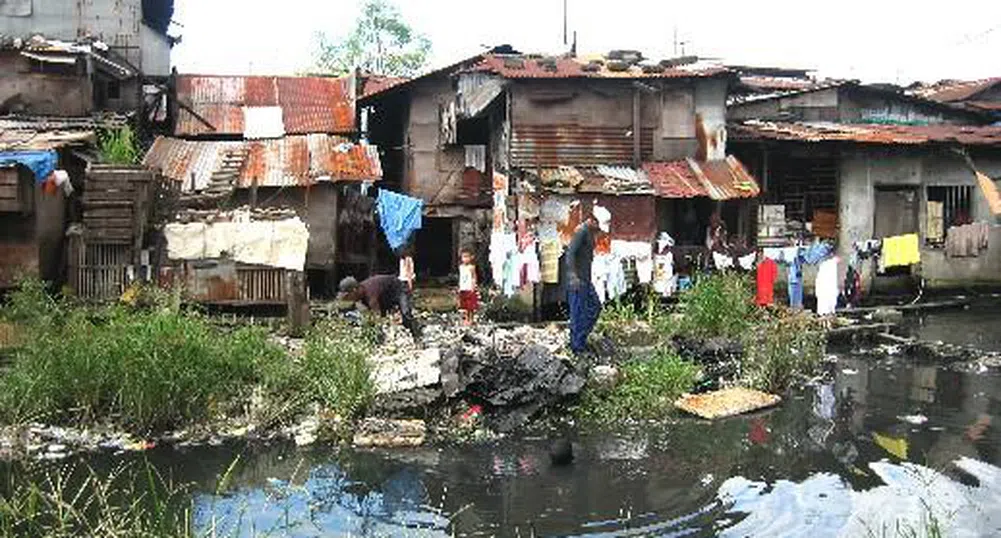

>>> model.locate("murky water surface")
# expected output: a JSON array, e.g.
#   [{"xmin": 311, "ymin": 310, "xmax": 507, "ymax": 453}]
[{"xmin": 15, "ymin": 302, "xmax": 1001, "ymax": 536}]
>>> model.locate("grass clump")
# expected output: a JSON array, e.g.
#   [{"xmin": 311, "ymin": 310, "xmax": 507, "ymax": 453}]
[
  {"xmin": 741, "ymin": 312, "xmax": 825, "ymax": 392},
  {"xmin": 578, "ymin": 348, "xmax": 699, "ymax": 423},
  {"xmin": 679, "ymin": 272, "xmax": 757, "ymax": 339},
  {"xmin": 97, "ymin": 125, "xmax": 141, "ymax": 165},
  {"xmin": 0, "ymin": 461, "xmax": 192, "ymax": 537},
  {"xmin": 0, "ymin": 304, "xmax": 283, "ymax": 432},
  {"xmin": 282, "ymin": 318, "xmax": 376, "ymax": 418}
]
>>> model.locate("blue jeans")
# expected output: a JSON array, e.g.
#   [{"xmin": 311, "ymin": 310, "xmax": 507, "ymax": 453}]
[{"xmin": 568, "ymin": 282, "xmax": 602, "ymax": 353}]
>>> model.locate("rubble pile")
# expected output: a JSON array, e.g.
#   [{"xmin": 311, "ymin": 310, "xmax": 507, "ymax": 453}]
[{"xmin": 365, "ymin": 321, "xmax": 582, "ymax": 436}]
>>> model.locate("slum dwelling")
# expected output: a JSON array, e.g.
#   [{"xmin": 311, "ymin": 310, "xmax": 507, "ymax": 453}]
[
  {"xmin": 143, "ymin": 73, "xmax": 384, "ymax": 306},
  {"xmin": 0, "ymin": 30, "xmax": 167, "ymax": 294},
  {"xmin": 728, "ymin": 79, "xmax": 1001, "ymax": 292},
  {"xmin": 361, "ymin": 48, "xmax": 761, "ymax": 311}
]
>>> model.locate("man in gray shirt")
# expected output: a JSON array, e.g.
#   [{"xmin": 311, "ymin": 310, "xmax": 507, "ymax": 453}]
[{"xmin": 565, "ymin": 205, "xmax": 610, "ymax": 355}]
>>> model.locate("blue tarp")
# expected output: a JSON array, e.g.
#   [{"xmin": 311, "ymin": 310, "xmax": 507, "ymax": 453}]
[
  {"xmin": 0, "ymin": 150, "xmax": 58, "ymax": 182},
  {"xmin": 376, "ymin": 189, "xmax": 423, "ymax": 251}
]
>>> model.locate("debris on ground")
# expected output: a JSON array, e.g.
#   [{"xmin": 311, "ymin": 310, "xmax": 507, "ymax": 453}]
[
  {"xmin": 675, "ymin": 388, "xmax": 782, "ymax": 420},
  {"xmin": 353, "ymin": 418, "xmax": 426, "ymax": 448},
  {"xmin": 590, "ymin": 365, "xmax": 620, "ymax": 390}
]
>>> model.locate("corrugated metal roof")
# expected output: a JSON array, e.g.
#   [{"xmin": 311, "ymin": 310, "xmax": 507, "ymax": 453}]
[
  {"xmin": 175, "ymin": 75, "xmax": 356, "ymax": 137},
  {"xmin": 643, "ymin": 157, "xmax": 761, "ymax": 200},
  {"xmin": 469, "ymin": 54, "xmax": 728, "ymax": 80},
  {"xmin": 360, "ymin": 75, "xmax": 410, "ymax": 98},
  {"xmin": 730, "ymin": 120, "xmax": 1001, "ymax": 147},
  {"xmin": 0, "ymin": 115, "xmax": 125, "ymax": 151},
  {"xmin": 143, "ymin": 135, "xmax": 381, "ymax": 191},
  {"xmin": 912, "ymin": 78, "xmax": 1001, "ymax": 103}
]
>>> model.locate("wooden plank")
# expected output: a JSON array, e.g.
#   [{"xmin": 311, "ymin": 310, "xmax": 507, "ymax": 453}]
[
  {"xmin": 83, "ymin": 217, "xmax": 134, "ymax": 228},
  {"xmin": 84, "ymin": 190, "xmax": 139, "ymax": 201},
  {"xmin": 85, "ymin": 208, "xmax": 133, "ymax": 219},
  {"xmin": 675, "ymin": 388, "xmax": 782, "ymax": 420},
  {"xmin": 83, "ymin": 200, "xmax": 134, "ymax": 209}
]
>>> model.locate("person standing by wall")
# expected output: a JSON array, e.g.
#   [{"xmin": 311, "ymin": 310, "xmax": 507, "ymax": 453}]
[
  {"xmin": 457, "ymin": 247, "xmax": 478, "ymax": 326},
  {"xmin": 565, "ymin": 205, "xmax": 611, "ymax": 356}
]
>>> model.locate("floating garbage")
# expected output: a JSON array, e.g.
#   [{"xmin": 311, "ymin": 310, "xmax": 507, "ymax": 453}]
[
  {"xmin": 897, "ymin": 414, "xmax": 928, "ymax": 425},
  {"xmin": 675, "ymin": 388, "xmax": 782, "ymax": 420}
]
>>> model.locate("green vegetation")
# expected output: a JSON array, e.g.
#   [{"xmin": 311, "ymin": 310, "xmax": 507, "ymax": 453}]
[
  {"xmin": 678, "ymin": 272, "xmax": 757, "ymax": 339},
  {"xmin": 741, "ymin": 312, "xmax": 826, "ymax": 393},
  {"xmin": 97, "ymin": 126, "xmax": 141, "ymax": 165},
  {"xmin": 312, "ymin": 0, "xmax": 431, "ymax": 77},
  {"xmin": 0, "ymin": 461, "xmax": 192, "ymax": 537},
  {"xmin": 0, "ymin": 279, "xmax": 375, "ymax": 435},
  {"xmin": 579, "ymin": 348, "xmax": 699, "ymax": 423}
]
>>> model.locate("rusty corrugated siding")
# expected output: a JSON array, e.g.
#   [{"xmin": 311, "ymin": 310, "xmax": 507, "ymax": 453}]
[
  {"xmin": 643, "ymin": 157, "xmax": 760, "ymax": 200},
  {"xmin": 143, "ymin": 136, "xmax": 381, "ymax": 190},
  {"xmin": 913, "ymin": 78, "xmax": 1001, "ymax": 103},
  {"xmin": 511, "ymin": 125, "xmax": 653, "ymax": 167},
  {"xmin": 175, "ymin": 75, "xmax": 356, "ymax": 136},
  {"xmin": 730, "ymin": 121, "xmax": 1001, "ymax": 146}
]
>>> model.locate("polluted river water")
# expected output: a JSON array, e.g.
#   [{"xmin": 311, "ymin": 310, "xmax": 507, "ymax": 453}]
[{"xmin": 9, "ymin": 302, "xmax": 1001, "ymax": 537}]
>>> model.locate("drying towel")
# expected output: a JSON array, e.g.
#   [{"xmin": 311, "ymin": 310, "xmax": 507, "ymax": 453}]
[
  {"xmin": 815, "ymin": 257, "xmax": 839, "ymax": 316},
  {"xmin": 376, "ymin": 189, "xmax": 423, "ymax": 251},
  {"xmin": 540, "ymin": 239, "xmax": 561, "ymax": 284},
  {"xmin": 881, "ymin": 234, "xmax": 920, "ymax": 268},
  {"xmin": 0, "ymin": 150, "xmax": 58, "ymax": 182}
]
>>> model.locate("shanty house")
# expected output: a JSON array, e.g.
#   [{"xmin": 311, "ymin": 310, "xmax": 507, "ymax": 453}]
[
  {"xmin": 143, "ymin": 74, "xmax": 383, "ymax": 301},
  {"xmin": 729, "ymin": 81, "xmax": 1001, "ymax": 290},
  {"xmin": 910, "ymin": 78, "xmax": 1001, "ymax": 121},
  {"xmin": 361, "ymin": 50, "xmax": 761, "ymax": 288}
]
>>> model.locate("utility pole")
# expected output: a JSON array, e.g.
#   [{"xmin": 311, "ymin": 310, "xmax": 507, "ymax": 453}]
[{"xmin": 563, "ymin": 0, "xmax": 568, "ymax": 45}]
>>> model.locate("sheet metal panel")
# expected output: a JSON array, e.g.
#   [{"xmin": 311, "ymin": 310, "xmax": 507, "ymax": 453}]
[
  {"xmin": 511, "ymin": 125, "xmax": 654, "ymax": 167},
  {"xmin": 142, "ymin": 136, "xmax": 382, "ymax": 190}
]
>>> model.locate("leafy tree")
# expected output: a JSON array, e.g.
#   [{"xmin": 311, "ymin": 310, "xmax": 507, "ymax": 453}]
[{"xmin": 313, "ymin": 0, "xmax": 431, "ymax": 77}]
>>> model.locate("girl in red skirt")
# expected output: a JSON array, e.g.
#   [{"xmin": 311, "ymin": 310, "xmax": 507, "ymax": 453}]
[{"xmin": 458, "ymin": 248, "xmax": 478, "ymax": 325}]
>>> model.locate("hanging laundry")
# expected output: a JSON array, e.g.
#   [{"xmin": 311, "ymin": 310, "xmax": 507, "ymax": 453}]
[
  {"xmin": 756, "ymin": 257, "xmax": 778, "ymax": 306},
  {"xmin": 781, "ymin": 246, "xmax": 800, "ymax": 265},
  {"xmin": 881, "ymin": 234, "xmax": 920, "ymax": 268},
  {"xmin": 493, "ymin": 191, "xmax": 508, "ymax": 232},
  {"xmin": 787, "ymin": 257, "xmax": 804, "ymax": 310},
  {"xmin": 762, "ymin": 247, "xmax": 784, "ymax": 262},
  {"xmin": 489, "ymin": 232, "xmax": 517, "ymax": 287},
  {"xmin": 622, "ymin": 257, "xmax": 639, "ymax": 288},
  {"xmin": 737, "ymin": 252, "xmax": 756, "ymax": 271},
  {"xmin": 802, "ymin": 241, "xmax": 834, "ymax": 265},
  {"xmin": 540, "ymin": 239, "xmax": 561, "ymax": 284},
  {"xmin": 611, "ymin": 240, "xmax": 653, "ymax": 284},
  {"xmin": 713, "ymin": 251, "xmax": 734, "ymax": 270},
  {"xmin": 465, "ymin": 145, "xmax": 486, "ymax": 173},
  {"xmin": 653, "ymin": 252, "xmax": 675, "ymax": 297},
  {"xmin": 607, "ymin": 258, "xmax": 628, "ymax": 301},
  {"xmin": 815, "ymin": 256, "xmax": 839, "ymax": 316},
  {"xmin": 516, "ymin": 243, "xmax": 541, "ymax": 286},
  {"xmin": 591, "ymin": 254, "xmax": 611, "ymax": 303},
  {"xmin": 376, "ymin": 189, "xmax": 423, "ymax": 251},
  {"xmin": 945, "ymin": 222, "xmax": 989, "ymax": 258}
]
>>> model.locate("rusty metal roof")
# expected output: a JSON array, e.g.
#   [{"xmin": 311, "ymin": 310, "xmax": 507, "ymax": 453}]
[
  {"xmin": 175, "ymin": 75, "xmax": 356, "ymax": 137},
  {"xmin": 730, "ymin": 120, "xmax": 1001, "ymax": 147},
  {"xmin": 360, "ymin": 74, "xmax": 410, "ymax": 98},
  {"xmin": 643, "ymin": 157, "xmax": 760, "ymax": 200},
  {"xmin": 0, "ymin": 114, "xmax": 126, "ymax": 151},
  {"xmin": 912, "ymin": 78, "xmax": 1001, "ymax": 103},
  {"xmin": 521, "ymin": 157, "xmax": 758, "ymax": 200},
  {"xmin": 469, "ymin": 54, "xmax": 728, "ymax": 80},
  {"xmin": 143, "ymin": 135, "xmax": 381, "ymax": 191}
]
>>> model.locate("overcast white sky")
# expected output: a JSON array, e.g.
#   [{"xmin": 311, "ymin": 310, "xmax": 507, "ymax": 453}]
[{"xmin": 171, "ymin": 0, "xmax": 1001, "ymax": 84}]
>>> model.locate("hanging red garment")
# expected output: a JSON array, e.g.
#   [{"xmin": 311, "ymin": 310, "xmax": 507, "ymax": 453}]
[{"xmin": 756, "ymin": 257, "xmax": 778, "ymax": 306}]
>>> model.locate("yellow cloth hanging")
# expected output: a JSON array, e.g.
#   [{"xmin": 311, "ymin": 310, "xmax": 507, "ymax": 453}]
[
  {"xmin": 540, "ymin": 239, "xmax": 561, "ymax": 284},
  {"xmin": 881, "ymin": 234, "xmax": 920, "ymax": 268}
]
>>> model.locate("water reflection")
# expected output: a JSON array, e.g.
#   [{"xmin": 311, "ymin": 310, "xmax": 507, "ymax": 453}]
[
  {"xmin": 13, "ymin": 313, "xmax": 1001, "ymax": 536},
  {"xmin": 172, "ymin": 349, "xmax": 1001, "ymax": 536}
]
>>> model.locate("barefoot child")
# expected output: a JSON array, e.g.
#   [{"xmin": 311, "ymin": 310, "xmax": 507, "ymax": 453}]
[{"xmin": 458, "ymin": 248, "xmax": 478, "ymax": 325}]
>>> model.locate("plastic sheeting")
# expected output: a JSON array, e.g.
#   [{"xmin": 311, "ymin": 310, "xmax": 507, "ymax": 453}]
[{"xmin": 0, "ymin": 150, "xmax": 58, "ymax": 182}]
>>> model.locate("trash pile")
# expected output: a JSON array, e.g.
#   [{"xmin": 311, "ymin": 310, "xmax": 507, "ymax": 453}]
[{"xmin": 365, "ymin": 321, "xmax": 584, "ymax": 437}]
